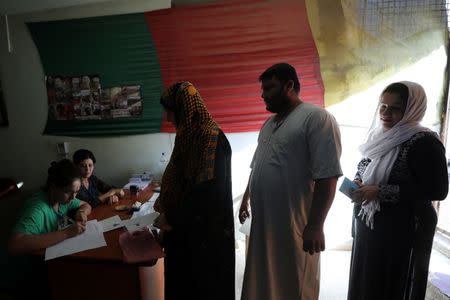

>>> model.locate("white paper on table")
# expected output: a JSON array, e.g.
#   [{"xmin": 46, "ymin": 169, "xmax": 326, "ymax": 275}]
[
  {"xmin": 123, "ymin": 212, "xmax": 159, "ymax": 233},
  {"xmin": 132, "ymin": 192, "xmax": 159, "ymax": 218},
  {"xmin": 45, "ymin": 220, "xmax": 106, "ymax": 261},
  {"xmin": 148, "ymin": 192, "xmax": 159, "ymax": 203},
  {"xmin": 239, "ymin": 216, "xmax": 251, "ymax": 236},
  {"xmin": 99, "ymin": 215, "xmax": 124, "ymax": 232}
]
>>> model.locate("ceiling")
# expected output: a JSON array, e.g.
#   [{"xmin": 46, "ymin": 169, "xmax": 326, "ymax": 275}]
[
  {"xmin": 0, "ymin": 0, "xmax": 118, "ymax": 15},
  {"xmin": 0, "ymin": 0, "xmax": 218, "ymax": 15}
]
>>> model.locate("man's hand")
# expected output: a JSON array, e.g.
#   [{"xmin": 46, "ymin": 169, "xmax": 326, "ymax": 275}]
[
  {"xmin": 239, "ymin": 198, "xmax": 250, "ymax": 224},
  {"xmin": 302, "ymin": 224, "xmax": 325, "ymax": 255}
]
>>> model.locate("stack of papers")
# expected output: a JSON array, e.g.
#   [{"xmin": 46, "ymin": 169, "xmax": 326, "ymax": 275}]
[
  {"xmin": 123, "ymin": 212, "xmax": 159, "ymax": 233},
  {"xmin": 45, "ymin": 220, "xmax": 106, "ymax": 260},
  {"xmin": 99, "ymin": 215, "xmax": 124, "ymax": 232}
]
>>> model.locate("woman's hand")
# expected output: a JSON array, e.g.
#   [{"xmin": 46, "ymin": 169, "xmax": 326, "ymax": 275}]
[
  {"xmin": 153, "ymin": 213, "xmax": 172, "ymax": 231},
  {"xmin": 239, "ymin": 198, "xmax": 250, "ymax": 224},
  {"xmin": 107, "ymin": 195, "xmax": 119, "ymax": 205},
  {"xmin": 75, "ymin": 209, "xmax": 87, "ymax": 224},
  {"xmin": 351, "ymin": 184, "xmax": 379, "ymax": 205},
  {"xmin": 64, "ymin": 222, "xmax": 86, "ymax": 238},
  {"xmin": 115, "ymin": 188, "xmax": 125, "ymax": 197}
]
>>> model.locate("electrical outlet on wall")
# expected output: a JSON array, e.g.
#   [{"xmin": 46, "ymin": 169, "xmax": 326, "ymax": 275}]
[{"xmin": 56, "ymin": 142, "xmax": 69, "ymax": 159}]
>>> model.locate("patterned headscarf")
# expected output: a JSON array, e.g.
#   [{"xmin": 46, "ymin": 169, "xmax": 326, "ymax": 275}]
[{"xmin": 157, "ymin": 82, "xmax": 220, "ymax": 213}]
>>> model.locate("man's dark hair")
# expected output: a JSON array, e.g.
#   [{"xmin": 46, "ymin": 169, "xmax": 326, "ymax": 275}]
[{"xmin": 259, "ymin": 63, "xmax": 300, "ymax": 94}]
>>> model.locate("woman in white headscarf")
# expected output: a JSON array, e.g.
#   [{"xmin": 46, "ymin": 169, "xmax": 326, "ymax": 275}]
[{"xmin": 347, "ymin": 82, "xmax": 448, "ymax": 300}]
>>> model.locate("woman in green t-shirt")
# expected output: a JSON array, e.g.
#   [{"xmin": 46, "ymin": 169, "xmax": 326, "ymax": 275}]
[{"xmin": 8, "ymin": 159, "xmax": 92, "ymax": 254}]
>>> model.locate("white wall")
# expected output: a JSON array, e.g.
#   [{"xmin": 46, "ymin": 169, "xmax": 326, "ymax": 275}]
[{"xmin": 0, "ymin": 0, "xmax": 258, "ymax": 198}]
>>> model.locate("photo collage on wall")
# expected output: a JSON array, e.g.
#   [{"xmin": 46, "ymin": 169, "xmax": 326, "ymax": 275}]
[{"xmin": 46, "ymin": 75, "xmax": 143, "ymax": 121}]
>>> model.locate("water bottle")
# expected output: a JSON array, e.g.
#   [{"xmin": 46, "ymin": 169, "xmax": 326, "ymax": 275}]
[{"xmin": 155, "ymin": 152, "xmax": 169, "ymax": 183}]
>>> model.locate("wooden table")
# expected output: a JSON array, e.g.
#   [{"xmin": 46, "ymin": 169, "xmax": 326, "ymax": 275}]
[{"xmin": 46, "ymin": 184, "xmax": 164, "ymax": 300}]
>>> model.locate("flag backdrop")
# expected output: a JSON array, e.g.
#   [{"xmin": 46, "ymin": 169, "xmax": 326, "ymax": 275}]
[{"xmin": 28, "ymin": 0, "xmax": 447, "ymax": 136}]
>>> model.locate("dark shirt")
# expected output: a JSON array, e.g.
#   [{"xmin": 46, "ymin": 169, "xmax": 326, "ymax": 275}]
[{"xmin": 77, "ymin": 175, "xmax": 113, "ymax": 207}]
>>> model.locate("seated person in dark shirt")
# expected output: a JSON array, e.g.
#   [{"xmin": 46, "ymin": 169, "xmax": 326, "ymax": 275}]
[{"xmin": 73, "ymin": 149, "xmax": 124, "ymax": 207}]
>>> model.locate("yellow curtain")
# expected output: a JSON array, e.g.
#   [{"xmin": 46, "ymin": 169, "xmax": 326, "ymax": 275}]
[{"xmin": 306, "ymin": 0, "xmax": 448, "ymax": 107}]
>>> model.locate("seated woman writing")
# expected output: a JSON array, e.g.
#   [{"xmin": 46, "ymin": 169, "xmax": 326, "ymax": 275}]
[
  {"xmin": 8, "ymin": 159, "xmax": 92, "ymax": 255},
  {"xmin": 73, "ymin": 149, "xmax": 124, "ymax": 207}
]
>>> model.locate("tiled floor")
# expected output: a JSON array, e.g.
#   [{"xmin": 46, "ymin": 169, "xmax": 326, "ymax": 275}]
[
  {"xmin": 236, "ymin": 241, "xmax": 449, "ymax": 300},
  {"xmin": 234, "ymin": 239, "xmax": 351, "ymax": 300}
]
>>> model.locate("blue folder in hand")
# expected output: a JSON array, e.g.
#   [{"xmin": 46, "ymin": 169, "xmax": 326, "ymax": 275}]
[{"xmin": 339, "ymin": 177, "xmax": 359, "ymax": 199}]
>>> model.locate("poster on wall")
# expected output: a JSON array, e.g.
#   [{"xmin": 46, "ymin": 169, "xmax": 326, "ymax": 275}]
[{"xmin": 45, "ymin": 75, "xmax": 143, "ymax": 121}]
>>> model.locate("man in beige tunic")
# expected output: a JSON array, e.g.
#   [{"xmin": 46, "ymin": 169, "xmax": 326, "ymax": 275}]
[{"xmin": 239, "ymin": 63, "xmax": 342, "ymax": 300}]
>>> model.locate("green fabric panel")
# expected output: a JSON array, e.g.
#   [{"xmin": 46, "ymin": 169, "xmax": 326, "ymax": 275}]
[{"xmin": 27, "ymin": 13, "xmax": 163, "ymax": 136}]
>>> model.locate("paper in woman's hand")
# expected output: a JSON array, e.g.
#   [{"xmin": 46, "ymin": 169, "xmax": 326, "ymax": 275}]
[
  {"xmin": 339, "ymin": 177, "xmax": 359, "ymax": 199},
  {"xmin": 119, "ymin": 229, "xmax": 164, "ymax": 264}
]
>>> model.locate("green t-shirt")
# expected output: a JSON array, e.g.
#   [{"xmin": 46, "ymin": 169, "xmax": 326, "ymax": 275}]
[{"xmin": 14, "ymin": 191, "xmax": 81, "ymax": 235}]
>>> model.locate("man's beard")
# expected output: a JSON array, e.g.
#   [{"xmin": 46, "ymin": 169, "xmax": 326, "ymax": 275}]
[{"xmin": 265, "ymin": 94, "xmax": 290, "ymax": 114}]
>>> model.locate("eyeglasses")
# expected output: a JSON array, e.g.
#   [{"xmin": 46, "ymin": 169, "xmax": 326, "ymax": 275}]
[{"xmin": 379, "ymin": 102, "xmax": 405, "ymax": 114}]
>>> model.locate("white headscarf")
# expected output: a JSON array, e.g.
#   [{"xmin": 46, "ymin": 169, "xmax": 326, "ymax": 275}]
[{"xmin": 358, "ymin": 81, "xmax": 431, "ymax": 229}]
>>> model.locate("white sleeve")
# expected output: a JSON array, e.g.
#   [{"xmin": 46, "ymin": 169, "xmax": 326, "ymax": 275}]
[{"xmin": 307, "ymin": 109, "xmax": 343, "ymax": 179}]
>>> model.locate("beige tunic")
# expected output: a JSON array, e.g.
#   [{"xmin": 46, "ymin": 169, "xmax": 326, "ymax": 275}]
[{"xmin": 241, "ymin": 103, "xmax": 342, "ymax": 300}]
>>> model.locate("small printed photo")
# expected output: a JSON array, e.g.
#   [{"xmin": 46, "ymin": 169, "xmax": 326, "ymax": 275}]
[
  {"xmin": 80, "ymin": 75, "xmax": 91, "ymax": 91},
  {"xmin": 110, "ymin": 87, "xmax": 128, "ymax": 109},
  {"xmin": 92, "ymin": 92, "xmax": 101, "ymax": 102},
  {"xmin": 62, "ymin": 77, "xmax": 72, "ymax": 99},
  {"xmin": 129, "ymin": 101, "xmax": 143, "ymax": 116},
  {"xmin": 72, "ymin": 77, "xmax": 81, "ymax": 94},
  {"xmin": 101, "ymin": 88, "xmax": 111, "ymax": 102},
  {"xmin": 51, "ymin": 76, "xmax": 72, "ymax": 103},
  {"xmin": 71, "ymin": 95, "xmax": 81, "ymax": 105},
  {"xmin": 111, "ymin": 108, "xmax": 131, "ymax": 118},
  {"xmin": 55, "ymin": 103, "xmax": 75, "ymax": 120},
  {"xmin": 54, "ymin": 76, "xmax": 64, "ymax": 91},
  {"xmin": 91, "ymin": 76, "xmax": 101, "ymax": 92},
  {"xmin": 101, "ymin": 104, "xmax": 112, "ymax": 119},
  {"xmin": 46, "ymin": 76, "xmax": 54, "ymax": 87},
  {"xmin": 93, "ymin": 102, "xmax": 101, "ymax": 116},
  {"xmin": 124, "ymin": 85, "xmax": 141, "ymax": 100}
]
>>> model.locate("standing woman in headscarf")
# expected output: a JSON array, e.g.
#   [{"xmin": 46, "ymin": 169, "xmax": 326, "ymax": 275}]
[
  {"xmin": 347, "ymin": 81, "xmax": 448, "ymax": 300},
  {"xmin": 153, "ymin": 82, "xmax": 235, "ymax": 300}
]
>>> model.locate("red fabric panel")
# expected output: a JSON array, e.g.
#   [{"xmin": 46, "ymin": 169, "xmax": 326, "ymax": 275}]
[{"xmin": 146, "ymin": 0, "xmax": 323, "ymax": 133}]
